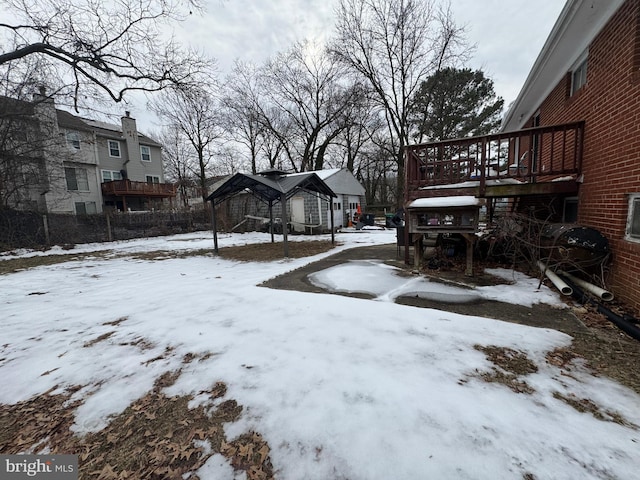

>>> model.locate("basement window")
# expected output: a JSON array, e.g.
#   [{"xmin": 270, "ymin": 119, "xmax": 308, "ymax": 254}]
[
  {"xmin": 625, "ymin": 193, "xmax": 640, "ymax": 242},
  {"xmin": 563, "ymin": 197, "xmax": 578, "ymax": 223}
]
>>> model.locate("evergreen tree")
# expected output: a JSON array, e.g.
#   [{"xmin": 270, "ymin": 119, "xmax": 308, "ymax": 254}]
[{"xmin": 411, "ymin": 67, "xmax": 504, "ymax": 143}]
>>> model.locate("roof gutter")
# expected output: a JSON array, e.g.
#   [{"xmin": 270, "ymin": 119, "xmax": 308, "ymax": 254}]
[{"xmin": 501, "ymin": 0, "xmax": 625, "ymax": 131}]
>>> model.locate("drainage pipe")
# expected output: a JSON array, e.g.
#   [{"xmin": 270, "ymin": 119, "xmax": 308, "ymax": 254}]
[
  {"xmin": 558, "ymin": 270, "xmax": 614, "ymax": 302},
  {"xmin": 561, "ymin": 276, "xmax": 640, "ymax": 342},
  {"xmin": 537, "ymin": 261, "xmax": 573, "ymax": 296}
]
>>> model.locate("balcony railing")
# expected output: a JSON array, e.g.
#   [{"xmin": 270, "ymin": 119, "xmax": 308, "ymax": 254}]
[
  {"xmin": 101, "ymin": 180, "xmax": 176, "ymax": 197},
  {"xmin": 405, "ymin": 121, "xmax": 585, "ymax": 199}
]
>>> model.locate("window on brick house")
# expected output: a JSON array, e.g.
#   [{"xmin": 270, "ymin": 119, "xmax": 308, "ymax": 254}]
[
  {"xmin": 563, "ymin": 197, "xmax": 578, "ymax": 223},
  {"xmin": 625, "ymin": 193, "xmax": 640, "ymax": 242},
  {"xmin": 571, "ymin": 52, "xmax": 588, "ymax": 96}
]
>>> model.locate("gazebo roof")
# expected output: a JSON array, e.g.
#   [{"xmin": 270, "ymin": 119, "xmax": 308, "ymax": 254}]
[{"xmin": 206, "ymin": 171, "xmax": 337, "ymax": 205}]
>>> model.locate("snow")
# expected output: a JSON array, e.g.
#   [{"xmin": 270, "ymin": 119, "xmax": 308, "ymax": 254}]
[
  {"xmin": 408, "ymin": 195, "xmax": 483, "ymax": 208},
  {"xmin": 2, "ymin": 229, "xmax": 640, "ymax": 480},
  {"xmin": 419, "ymin": 178, "xmax": 524, "ymax": 190}
]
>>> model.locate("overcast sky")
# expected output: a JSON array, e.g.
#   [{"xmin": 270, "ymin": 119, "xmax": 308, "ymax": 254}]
[{"xmin": 129, "ymin": 0, "xmax": 567, "ymax": 132}]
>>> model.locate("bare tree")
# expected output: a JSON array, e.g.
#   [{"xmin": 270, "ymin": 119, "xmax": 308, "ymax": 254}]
[
  {"xmin": 334, "ymin": 82, "xmax": 383, "ymax": 173},
  {"xmin": 221, "ymin": 61, "xmax": 266, "ymax": 174},
  {"xmin": 156, "ymin": 125, "xmax": 194, "ymax": 209},
  {"xmin": 0, "ymin": 0, "xmax": 211, "ymax": 110},
  {"xmin": 150, "ymin": 81, "xmax": 223, "ymax": 204},
  {"xmin": 261, "ymin": 40, "xmax": 353, "ymax": 172},
  {"xmin": 332, "ymin": 0, "xmax": 469, "ymax": 205}
]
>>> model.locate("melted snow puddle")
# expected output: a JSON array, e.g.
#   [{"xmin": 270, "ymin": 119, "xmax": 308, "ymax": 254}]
[{"xmin": 307, "ymin": 260, "xmax": 481, "ymax": 304}]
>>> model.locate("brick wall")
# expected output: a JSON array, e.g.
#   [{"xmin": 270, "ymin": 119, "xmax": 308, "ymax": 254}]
[{"xmin": 532, "ymin": 0, "xmax": 640, "ymax": 314}]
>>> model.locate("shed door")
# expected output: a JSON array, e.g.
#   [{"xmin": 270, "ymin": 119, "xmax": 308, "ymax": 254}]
[
  {"xmin": 291, "ymin": 196, "xmax": 306, "ymax": 232},
  {"xmin": 327, "ymin": 196, "xmax": 343, "ymax": 229}
]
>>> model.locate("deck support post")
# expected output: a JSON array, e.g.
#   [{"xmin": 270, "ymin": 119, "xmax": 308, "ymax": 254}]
[
  {"xmin": 463, "ymin": 233, "xmax": 474, "ymax": 276},
  {"xmin": 413, "ymin": 234, "xmax": 423, "ymax": 270}
]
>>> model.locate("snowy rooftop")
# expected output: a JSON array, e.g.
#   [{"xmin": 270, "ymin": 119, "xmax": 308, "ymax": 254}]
[{"xmin": 408, "ymin": 195, "xmax": 484, "ymax": 208}]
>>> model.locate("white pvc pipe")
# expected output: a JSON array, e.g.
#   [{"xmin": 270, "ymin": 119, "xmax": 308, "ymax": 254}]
[
  {"xmin": 558, "ymin": 270, "xmax": 614, "ymax": 302},
  {"xmin": 537, "ymin": 261, "xmax": 573, "ymax": 296}
]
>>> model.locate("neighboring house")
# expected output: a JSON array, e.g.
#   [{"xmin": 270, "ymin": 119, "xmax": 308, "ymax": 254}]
[
  {"xmin": 403, "ymin": 0, "xmax": 640, "ymax": 314},
  {"xmin": 315, "ymin": 168, "xmax": 367, "ymax": 230},
  {"xmin": 0, "ymin": 89, "xmax": 174, "ymax": 214},
  {"xmin": 219, "ymin": 168, "xmax": 366, "ymax": 232},
  {"xmin": 85, "ymin": 114, "xmax": 171, "ymax": 212}
]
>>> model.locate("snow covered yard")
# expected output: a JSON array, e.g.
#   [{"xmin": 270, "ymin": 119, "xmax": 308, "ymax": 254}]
[{"xmin": 1, "ymin": 230, "xmax": 640, "ymax": 480}]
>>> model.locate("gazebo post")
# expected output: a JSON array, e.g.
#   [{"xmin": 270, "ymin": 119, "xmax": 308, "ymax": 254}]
[
  {"xmin": 281, "ymin": 192, "xmax": 289, "ymax": 257},
  {"xmin": 210, "ymin": 199, "xmax": 219, "ymax": 254},
  {"xmin": 268, "ymin": 199, "xmax": 275, "ymax": 243},
  {"xmin": 329, "ymin": 196, "xmax": 335, "ymax": 244}
]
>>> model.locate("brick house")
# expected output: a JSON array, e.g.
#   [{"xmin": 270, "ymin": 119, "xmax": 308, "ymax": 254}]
[
  {"xmin": 501, "ymin": 0, "xmax": 640, "ymax": 314},
  {"xmin": 403, "ymin": 0, "xmax": 640, "ymax": 314}
]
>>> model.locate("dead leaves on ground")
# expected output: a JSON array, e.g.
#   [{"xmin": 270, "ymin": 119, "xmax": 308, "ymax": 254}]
[
  {"xmin": 0, "ymin": 373, "xmax": 275, "ymax": 479},
  {"xmin": 469, "ymin": 345, "xmax": 538, "ymax": 394}
]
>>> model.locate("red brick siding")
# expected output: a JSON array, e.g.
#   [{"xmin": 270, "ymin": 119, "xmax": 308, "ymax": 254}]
[{"xmin": 530, "ymin": 0, "xmax": 640, "ymax": 314}]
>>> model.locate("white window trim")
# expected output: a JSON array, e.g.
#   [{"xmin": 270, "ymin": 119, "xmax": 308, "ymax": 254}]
[
  {"xmin": 108, "ymin": 140, "xmax": 121, "ymax": 158},
  {"xmin": 140, "ymin": 145, "xmax": 151, "ymax": 162},
  {"xmin": 625, "ymin": 193, "xmax": 640, "ymax": 243},
  {"xmin": 66, "ymin": 131, "xmax": 81, "ymax": 150},
  {"xmin": 65, "ymin": 166, "xmax": 90, "ymax": 192},
  {"xmin": 146, "ymin": 175, "xmax": 160, "ymax": 184},
  {"xmin": 570, "ymin": 49, "xmax": 588, "ymax": 96},
  {"xmin": 101, "ymin": 170, "xmax": 123, "ymax": 182}
]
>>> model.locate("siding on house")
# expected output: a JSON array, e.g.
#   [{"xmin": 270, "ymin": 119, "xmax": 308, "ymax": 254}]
[{"xmin": 518, "ymin": 0, "xmax": 640, "ymax": 313}]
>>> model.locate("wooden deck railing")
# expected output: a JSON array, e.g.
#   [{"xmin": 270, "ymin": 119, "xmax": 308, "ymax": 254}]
[
  {"xmin": 101, "ymin": 180, "xmax": 176, "ymax": 197},
  {"xmin": 405, "ymin": 121, "xmax": 585, "ymax": 198}
]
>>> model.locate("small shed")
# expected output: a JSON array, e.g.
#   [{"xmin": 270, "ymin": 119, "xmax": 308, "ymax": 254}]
[
  {"xmin": 314, "ymin": 168, "xmax": 366, "ymax": 229},
  {"xmin": 206, "ymin": 169, "xmax": 337, "ymax": 257}
]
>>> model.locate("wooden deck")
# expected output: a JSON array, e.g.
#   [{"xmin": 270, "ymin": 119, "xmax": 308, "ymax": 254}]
[
  {"xmin": 403, "ymin": 121, "xmax": 585, "ymax": 268},
  {"xmin": 101, "ymin": 180, "xmax": 176, "ymax": 197},
  {"xmin": 404, "ymin": 121, "xmax": 585, "ymax": 200}
]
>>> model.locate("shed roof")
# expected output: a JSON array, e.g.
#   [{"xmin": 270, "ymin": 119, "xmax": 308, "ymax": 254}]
[{"xmin": 206, "ymin": 171, "xmax": 337, "ymax": 205}]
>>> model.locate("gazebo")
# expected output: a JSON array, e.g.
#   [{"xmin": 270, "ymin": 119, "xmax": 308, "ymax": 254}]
[{"xmin": 206, "ymin": 169, "xmax": 338, "ymax": 257}]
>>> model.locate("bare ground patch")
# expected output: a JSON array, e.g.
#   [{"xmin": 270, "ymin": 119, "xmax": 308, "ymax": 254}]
[
  {"xmin": 552, "ymin": 391, "xmax": 636, "ymax": 428},
  {"xmin": 218, "ymin": 240, "xmax": 337, "ymax": 262},
  {"xmin": 0, "ymin": 373, "xmax": 275, "ymax": 479},
  {"xmin": 0, "ymin": 240, "xmax": 339, "ymax": 274},
  {"xmin": 469, "ymin": 345, "xmax": 539, "ymax": 394}
]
